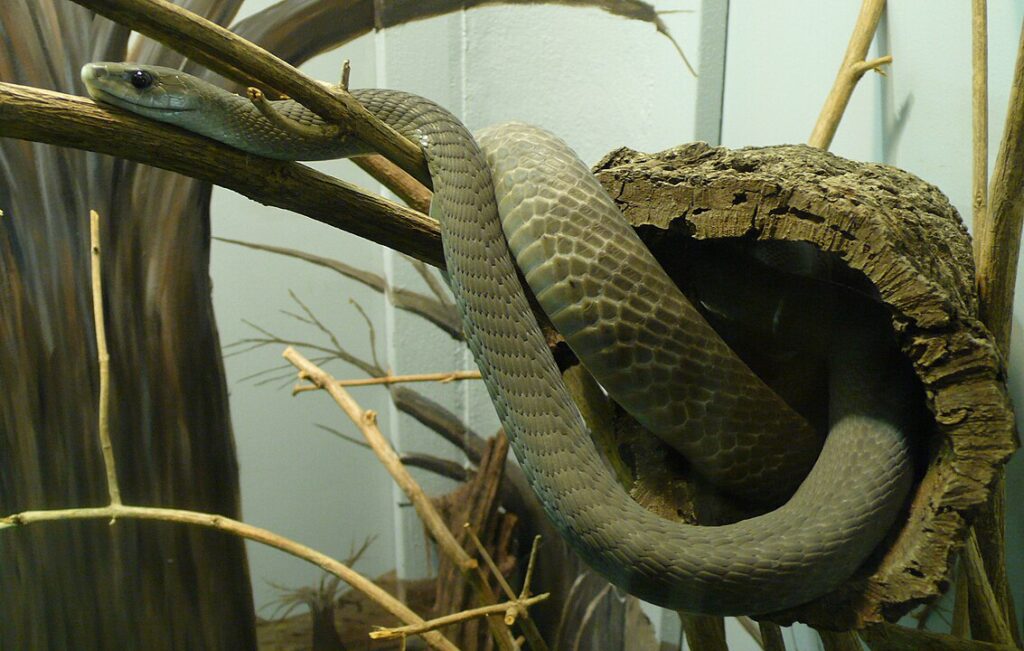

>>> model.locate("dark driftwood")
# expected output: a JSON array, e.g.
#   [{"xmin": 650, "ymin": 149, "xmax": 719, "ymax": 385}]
[{"xmin": 592, "ymin": 143, "xmax": 1018, "ymax": 630}]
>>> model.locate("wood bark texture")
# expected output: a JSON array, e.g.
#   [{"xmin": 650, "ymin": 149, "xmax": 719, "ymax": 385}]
[
  {"xmin": 591, "ymin": 142, "xmax": 1018, "ymax": 630},
  {"xmin": 0, "ymin": 2, "xmax": 258, "ymax": 648}
]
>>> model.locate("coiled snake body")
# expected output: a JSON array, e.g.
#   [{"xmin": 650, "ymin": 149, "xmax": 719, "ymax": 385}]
[{"xmin": 82, "ymin": 63, "xmax": 915, "ymax": 615}]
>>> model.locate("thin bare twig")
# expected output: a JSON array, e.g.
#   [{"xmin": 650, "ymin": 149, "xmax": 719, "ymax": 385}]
[
  {"xmin": 90, "ymin": 210, "xmax": 121, "ymax": 507},
  {"xmin": 354, "ymin": 155, "xmax": 433, "ymax": 214},
  {"xmin": 963, "ymin": 530, "xmax": 1014, "ymax": 644},
  {"xmin": 293, "ymin": 370, "xmax": 481, "ymax": 392},
  {"xmin": 370, "ymin": 593, "xmax": 549, "ymax": 641},
  {"xmin": 808, "ymin": 0, "xmax": 890, "ymax": 148},
  {"xmin": 758, "ymin": 620, "xmax": 786, "ymax": 651},
  {"xmin": 286, "ymin": 346, "xmax": 474, "ymax": 570},
  {"xmin": 972, "ymin": 0, "xmax": 989, "ymax": 252},
  {"xmin": 736, "ymin": 616, "xmax": 764, "ymax": 649},
  {"xmin": 283, "ymin": 347, "xmax": 527, "ymax": 651},
  {"xmin": 969, "ymin": 12, "xmax": 1024, "ymax": 646},
  {"xmin": 0, "ymin": 504, "xmax": 457, "ymax": 651}
]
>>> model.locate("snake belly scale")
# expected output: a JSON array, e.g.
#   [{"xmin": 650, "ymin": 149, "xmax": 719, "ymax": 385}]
[{"xmin": 82, "ymin": 62, "xmax": 915, "ymax": 615}]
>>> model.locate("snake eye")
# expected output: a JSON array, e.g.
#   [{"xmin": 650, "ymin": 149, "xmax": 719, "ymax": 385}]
[{"xmin": 130, "ymin": 70, "xmax": 154, "ymax": 89}]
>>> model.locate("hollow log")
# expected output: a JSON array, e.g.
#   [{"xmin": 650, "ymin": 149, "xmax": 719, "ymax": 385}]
[{"xmin": 589, "ymin": 142, "xmax": 1018, "ymax": 630}]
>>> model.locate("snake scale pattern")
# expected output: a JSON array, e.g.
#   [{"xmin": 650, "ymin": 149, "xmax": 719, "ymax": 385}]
[{"xmin": 82, "ymin": 62, "xmax": 915, "ymax": 615}]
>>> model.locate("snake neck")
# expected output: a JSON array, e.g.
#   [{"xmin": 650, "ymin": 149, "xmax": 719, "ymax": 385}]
[{"xmin": 161, "ymin": 86, "xmax": 374, "ymax": 161}]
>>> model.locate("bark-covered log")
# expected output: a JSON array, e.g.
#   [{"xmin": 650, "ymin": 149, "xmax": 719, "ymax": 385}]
[{"xmin": 591, "ymin": 142, "xmax": 1018, "ymax": 630}]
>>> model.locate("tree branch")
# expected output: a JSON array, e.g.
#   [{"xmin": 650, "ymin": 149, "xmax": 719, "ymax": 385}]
[
  {"xmin": 90, "ymin": 210, "xmax": 121, "ymax": 507},
  {"xmin": 68, "ymin": 0, "xmax": 431, "ymax": 186},
  {"xmin": 808, "ymin": 0, "xmax": 889, "ymax": 149},
  {"xmin": 0, "ymin": 82, "xmax": 444, "ymax": 267},
  {"xmin": 0, "ymin": 504, "xmax": 458, "ymax": 651}
]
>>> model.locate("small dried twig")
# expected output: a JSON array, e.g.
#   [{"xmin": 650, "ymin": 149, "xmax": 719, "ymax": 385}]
[
  {"xmin": 758, "ymin": 620, "xmax": 786, "ymax": 651},
  {"xmin": 465, "ymin": 523, "xmax": 519, "ymax": 602},
  {"xmin": 808, "ymin": 0, "xmax": 890, "ymax": 149},
  {"xmin": 354, "ymin": 155, "xmax": 433, "ymax": 214},
  {"xmin": 963, "ymin": 530, "xmax": 1014, "ymax": 644},
  {"xmin": 971, "ymin": 0, "xmax": 989, "ymax": 251},
  {"xmin": 293, "ymin": 370, "xmax": 481, "ymax": 392},
  {"xmin": 371, "ymin": 534, "xmax": 546, "ymax": 641},
  {"xmin": 369, "ymin": 593, "xmax": 549, "ymax": 642},
  {"xmin": 286, "ymin": 347, "xmax": 475, "ymax": 571},
  {"xmin": 90, "ymin": 210, "xmax": 121, "ymax": 507},
  {"xmin": 736, "ymin": 616, "xmax": 764, "ymax": 649},
  {"xmin": 0, "ymin": 504, "xmax": 457, "ymax": 651},
  {"xmin": 248, "ymin": 86, "xmax": 340, "ymax": 140},
  {"xmin": 340, "ymin": 59, "xmax": 351, "ymax": 92}
]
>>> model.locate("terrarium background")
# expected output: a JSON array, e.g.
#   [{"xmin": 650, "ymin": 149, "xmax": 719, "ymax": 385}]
[{"xmin": 182, "ymin": 1, "xmax": 1024, "ymax": 647}]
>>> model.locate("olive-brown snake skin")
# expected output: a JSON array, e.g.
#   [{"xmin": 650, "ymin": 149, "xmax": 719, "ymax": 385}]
[{"xmin": 82, "ymin": 62, "xmax": 915, "ymax": 615}]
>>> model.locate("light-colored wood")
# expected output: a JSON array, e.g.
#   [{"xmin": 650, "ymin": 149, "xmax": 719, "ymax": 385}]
[
  {"xmin": 370, "ymin": 593, "xmax": 549, "ymax": 641},
  {"xmin": 0, "ymin": 504, "xmax": 459, "ymax": 651},
  {"xmin": 967, "ymin": 14, "xmax": 1024, "ymax": 647},
  {"xmin": 860, "ymin": 622, "xmax": 1020, "ymax": 650},
  {"xmin": 284, "ymin": 347, "xmax": 477, "ymax": 570},
  {"xmin": 963, "ymin": 530, "xmax": 1015, "ymax": 644},
  {"xmin": 971, "ymin": 0, "xmax": 989, "ymax": 252},
  {"xmin": 283, "ymin": 347, "xmax": 528, "ymax": 651},
  {"xmin": 89, "ymin": 211, "xmax": 121, "ymax": 507},
  {"xmin": 808, "ymin": 0, "xmax": 889, "ymax": 148}
]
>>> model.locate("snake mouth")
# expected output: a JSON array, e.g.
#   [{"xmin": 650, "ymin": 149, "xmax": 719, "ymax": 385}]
[{"xmin": 86, "ymin": 86, "xmax": 195, "ymax": 116}]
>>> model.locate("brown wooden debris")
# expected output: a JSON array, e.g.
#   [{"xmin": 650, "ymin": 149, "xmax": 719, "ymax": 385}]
[{"xmin": 432, "ymin": 433, "xmax": 518, "ymax": 650}]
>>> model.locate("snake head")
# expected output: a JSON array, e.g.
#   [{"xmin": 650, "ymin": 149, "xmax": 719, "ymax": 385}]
[{"xmin": 81, "ymin": 62, "xmax": 209, "ymax": 123}]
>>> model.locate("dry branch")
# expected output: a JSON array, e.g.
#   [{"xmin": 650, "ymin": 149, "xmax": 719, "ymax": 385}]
[
  {"xmin": 67, "ymin": 0, "xmax": 431, "ymax": 185},
  {"xmin": 860, "ymin": 622, "xmax": 1021, "ymax": 651},
  {"xmin": 284, "ymin": 347, "xmax": 476, "ymax": 572},
  {"xmin": 283, "ymin": 347, "xmax": 534, "ymax": 651},
  {"xmin": 808, "ymin": 0, "xmax": 889, "ymax": 149},
  {"xmin": 0, "ymin": 82, "xmax": 444, "ymax": 267},
  {"xmin": 370, "ymin": 593, "xmax": 549, "ymax": 641},
  {"xmin": 759, "ymin": 621, "xmax": 787, "ymax": 651},
  {"xmin": 89, "ymin": 210, "xmax": 121, "ymax": 507},
  {"xmin": 0, "ymin": 504, "xmax": 458, "ymax": 651},
  {"xmin": 355, "ymin": 155, "xmax": 433, "ymax": 214},
  {"xmin": 213, "ymin": 237, "xmax": 462, "ymax": 338},
  {"xmin": 971, "ymin": 0, "xmax": 989, "ymax": 249},
  {"xmin": 293, "ymin": 371, "xmax": 481, "ymax": 391},
  {"xmin": 963, "ymin": 530, "xmax": 1015, "ymax": 644},
  {"xmin": 967, "ymin": 12, "xmax": 1024, "ymax": 646}
]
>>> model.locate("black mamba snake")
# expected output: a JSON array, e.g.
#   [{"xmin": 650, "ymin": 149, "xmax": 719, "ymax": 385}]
[{"xmin": 82, "ymin": 62, "xmax": 915, "ymax": 615}]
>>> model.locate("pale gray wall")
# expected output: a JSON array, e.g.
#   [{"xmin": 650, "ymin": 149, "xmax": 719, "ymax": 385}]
[{"xmin": 211, "ymin": 1, "xmax": 1023, "ymax": 647}]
